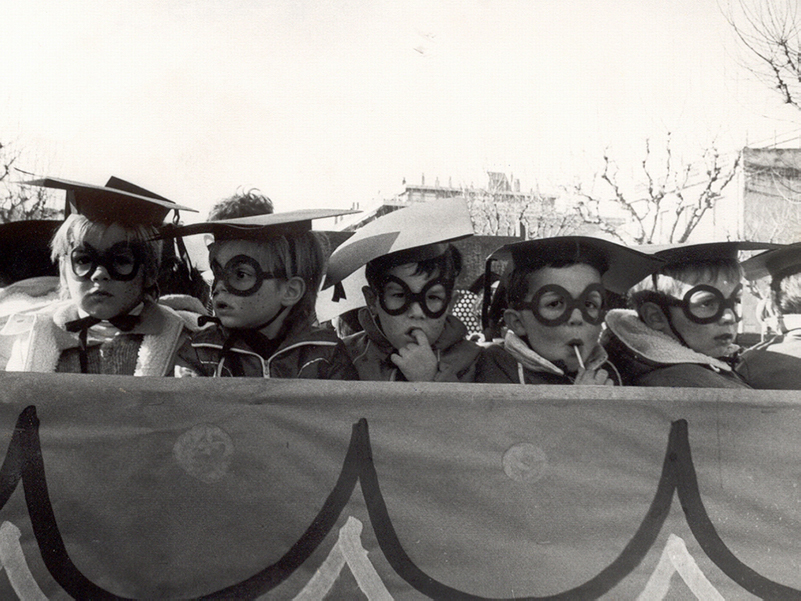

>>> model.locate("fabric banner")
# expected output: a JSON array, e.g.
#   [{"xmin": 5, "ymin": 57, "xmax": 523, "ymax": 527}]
[{"xmin": 0, "ymin": 373, "xmax": 798, "ymax": 600}]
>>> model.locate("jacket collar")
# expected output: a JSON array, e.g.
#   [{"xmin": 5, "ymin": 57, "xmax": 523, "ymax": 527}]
[
  {"xmin": 503, "ymin": 330, "xmax": 609, "ymax": 376},
  {"xmin": 604, "ymin": 309, "xmax": 735, "ymax": 372}
]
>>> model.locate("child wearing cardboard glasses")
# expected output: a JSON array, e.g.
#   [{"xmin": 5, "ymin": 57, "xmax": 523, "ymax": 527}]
[
  {"xmin": 476, "ymin": 237, "xmax": 662, "ymax": 385},
  {"xmin": 172, "ymin": 210, "xmax": 358, "ymax": 379},
  {"xmin": 602, "ymin": 242, "xmax": 774, "ymax": 388},
  {"xmin": 321, "ymin": 198, "xmax": 482, "ymax": 382},
  {"xmin": 3, "ymin": 176, "xmax": 201, "ymax": 375}
]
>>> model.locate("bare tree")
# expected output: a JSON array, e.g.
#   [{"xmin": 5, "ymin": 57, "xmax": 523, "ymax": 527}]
[
  {"xmin": 464, "ymin": 173, "xmax": 580, "ymax": 239},
  {"xmin": 573, "ymin": 135, "xmax": 740, "ymax": 245},
  {"xmin": 0, "ymin": 140, "xmax": 58, "ymax": 223},
  {"xmin": 725, "ymin": 0, "xmax": 801, "ymax": 110}
]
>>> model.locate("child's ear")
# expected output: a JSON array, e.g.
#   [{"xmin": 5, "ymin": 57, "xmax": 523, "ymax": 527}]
[
  {"xmin": 503, "ymin": 308, "xmax": 528, "ymax": 338},
  {"xmin": 362, "ymin": 286, "xmax": 378, "ymax": 314},
  {"xmin": 280, "ymin": 276, "xmax": 307, "ymax": 307},
  {"xmin": 638, "ymin": 302, "xmax": 671, "ymax": 333}
]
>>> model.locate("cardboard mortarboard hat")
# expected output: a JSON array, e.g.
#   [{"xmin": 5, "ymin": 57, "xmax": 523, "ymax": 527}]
[
  {"xmin": 640, "ymin": 241, "xmax": 781, "ymax": 268},
  {"xmin": 482, "ymin": 236, "xmax": 665, "ymax": 328},
  {"xmin": 0, "ymin": 219, "xmax": 61, "ymax": 285},
  {"xmin": 23, "ymin": 176, "xmax": 196, "ymax": 226},
  {"xmin": 323, "ymin": 197, "xmax": 474, "ymax": 293},
  {"xmin": 741, "ymin": 243, "xmax": 801, "ymax": 281},
  {"xmin": 486, "ymin": 236, "xmax": 665, "ymax": 296},
  {"xmin": 162, "ymin": 208, "xmax": 358, "ymax": 241}
]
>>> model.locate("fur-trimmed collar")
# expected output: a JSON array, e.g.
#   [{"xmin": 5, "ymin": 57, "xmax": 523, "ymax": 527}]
[{"xmin": 603, "ymin": 309, "xmax": 734, "ymax": 372}]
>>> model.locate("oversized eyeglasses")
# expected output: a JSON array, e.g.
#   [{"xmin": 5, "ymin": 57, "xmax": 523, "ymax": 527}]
[
  {"xmin": 376, "ymin": 275, "xmax": 452, "ymax": 319},
  {"xmin": 663, "ymin": 283, "xmax": 743, "ymax": 325},
  {"xmin": 210, "ymin": 255, "xmax": 285, "ymax": 297},
  {"xmin": 69, "ymin": 242, "xmax": 143, "ymax": 281},
  {"xmin": 515, "ymin": 284, "xmax": 606, "ymax": 326}
]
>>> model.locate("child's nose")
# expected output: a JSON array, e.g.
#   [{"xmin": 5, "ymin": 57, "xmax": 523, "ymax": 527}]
[
  {"xmin": 407, "ymin": 300, "xmax": 426, "ymax": 318},
  {"xmin": 90, "ymin": 265, "xmax": 110, "ymax": 281},
  {"xmin": 567, "ymin": 307, "xmax": 584, "ymax": 325}
]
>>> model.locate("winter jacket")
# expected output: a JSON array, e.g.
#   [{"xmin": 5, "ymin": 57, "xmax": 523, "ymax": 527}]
[
  {"xmin": 177, "ymin": 319, "xmax": 358, "ymax": 380},
  {"xmin": 2, "ymin": 297, "xmax": 198, "ymax": 376},
  {"xmin": 737, "ymin": 314, "xmax": 801, "ymax": 389},
  {"xmin": 601, "ymin": 309, "xmax": 751, "ymax": 389},
  {"xmin": 343, "ymin": 308, "xmax": 482, "ymax": 382},
  {"xmin": 475, "ymin": 329, "xmax": 622, "ymax": 385}
]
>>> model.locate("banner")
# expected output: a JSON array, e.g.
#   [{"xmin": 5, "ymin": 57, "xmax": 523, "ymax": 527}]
[{"xmin": 0, "ymin": 373, "xmax": 799, "ymax": 599}]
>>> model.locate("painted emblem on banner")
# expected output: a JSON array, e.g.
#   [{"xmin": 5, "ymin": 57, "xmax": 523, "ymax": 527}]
[
  {"xmin": 173, "ymin": 424, "xmax": 234, "ymax": 483},
  {"xmin": 502, "ymin": 442, "xmax": 548, "ymax": 483}
]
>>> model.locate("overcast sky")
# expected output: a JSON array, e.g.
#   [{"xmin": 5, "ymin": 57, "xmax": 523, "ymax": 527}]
[{"xmin": 2, "ymin": 0, "xmax": 799, "ymax": 222}]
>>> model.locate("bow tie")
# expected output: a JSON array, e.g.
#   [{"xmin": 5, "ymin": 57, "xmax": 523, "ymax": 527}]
[
  {"xmin": 64, "ymin": 313, "xmax": 141, "ymax": 374},
  {"xmin": 65, "ymin": 314, "xmax": 141, "ymax": 333}
]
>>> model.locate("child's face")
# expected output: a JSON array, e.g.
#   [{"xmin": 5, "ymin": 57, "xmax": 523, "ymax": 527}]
[
  {"xmin": 665, "ymin": 273, "xmax": 741, "ymax": 358},
  {"xmin": 64, "ymin": 224, "xmax": 147, "ymax": 320},
  {"xmin": 506, "ymin": 264, "xmax": 604, "ymax": 372},
  {"xmin": 367, "ymin": 263, "xmax": 451, "ymax": 350},
  {"xmin": 209, "ymin": 240, "xmax": 287, "ymax": 330}
]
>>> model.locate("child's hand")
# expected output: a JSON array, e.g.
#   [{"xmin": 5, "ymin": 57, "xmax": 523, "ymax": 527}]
[
  {"xmin": 573, "ymin": 367, "xmax": 614, "ymax": 386},
  {"xmin": 391, "ymin": 329, "xmax": 439, "ymax": 381}
]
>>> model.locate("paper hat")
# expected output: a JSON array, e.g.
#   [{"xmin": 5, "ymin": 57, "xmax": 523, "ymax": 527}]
[
  {"xmin": 323, "ymin": 197, "xmax": 473, "ymax": 290},
  {"xmin": 160, "ymin": 208, "xmax": 358, "ymax": 241},
  {"xmin": 741, "ymin": 243, "xmax": 801, "ymax": 281},
  {"xmin": 23, "ymin": 176, "xmax": 196, "ymax": 226},
  {"xmin": 639, "ymin": 241, "xmax": 780, "ymax": 267},
  {"xmin": 316, "ymin": 265, "xmax": 369, "ymax": 323},
  {"xmin": 486, "ymin": 236, "xmax": 665, "ymax": 296},
  {"xmin": 0, "ymin": 219, "xmax": 61, "ymax": 285}
]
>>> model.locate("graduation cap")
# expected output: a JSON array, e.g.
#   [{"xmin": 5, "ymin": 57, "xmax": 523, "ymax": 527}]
[
  {"xmin": 741, "ymin": 243, "xmax": 801, "ymax": 281},
  {"xmin": 639, "ymin": 241, "xmax": 781, "ymax": 268},
  {"xmin": 487, "ymin": 236, "xmax": 665, "ymax": 296},
  {"xmin": 482, "ymin": 236, "xmax": 665, "ymax": 329},
  {"xmin": 0, "ymin": 219, "xmax": 61, "ymax": 286},
  {"xmin": 322, "ymin": 197, "xmax": 474, "ymax": 294},
  {"xmin": 23, "ymin": 176, "xmax": 196, "ymax": 226},
  {"xmin": 160, "ymin": 208, "xmax": 358, "ymax": 241}
]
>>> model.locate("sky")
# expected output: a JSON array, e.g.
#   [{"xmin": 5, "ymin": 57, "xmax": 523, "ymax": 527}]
[{"xmin": 2, "ymin": 0, "xmax": 800, "ymax": 223}]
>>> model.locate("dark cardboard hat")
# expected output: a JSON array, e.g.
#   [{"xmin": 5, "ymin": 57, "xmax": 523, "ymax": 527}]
[
  {"xmin": 640, "ymin": 241, "xmax": 780, "ymax": 267},
  {"xmin": 23, "ymin": 176, "xmax": 196, "ymax": 226},
  {"xmin": 741, "ymin": 243, "xmax": 801, "ymax": 281},
  {"xmin": 323, "ymin": 197, "xmax": 473, "ymax": 290},
  {"xmin": 487, "ymin": 236, "xmax": 665, "ymax": 295},
  {"xmin": 161, "ymin": 208, "xmax": 358, "ymax": 241}
]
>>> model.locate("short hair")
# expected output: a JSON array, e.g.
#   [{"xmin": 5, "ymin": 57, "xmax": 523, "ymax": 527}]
[
  {"xmin": 210, "ymin": 230, "xmax": 329, "ymax": 327},
  {"xmin": 207, "ymin": 189, "xmax": 274, "ymax": 221},
  {"xmin": 50, "ymin": 214, "xmax": 162, "ymax": 300},
  {"xmin": 771, "ymin": 270, "xmax": 801, "ymax": 314},
  {"xmin": 364, "ymin": 245, "xmax": 462, "ymax": 292},
  {"xmin": 505, "ymin": 252, "xmax": 607, "ymax": 307},
  {"xmin": 628, "ymin": 259, "xmax": 743, "ymax": 310}
]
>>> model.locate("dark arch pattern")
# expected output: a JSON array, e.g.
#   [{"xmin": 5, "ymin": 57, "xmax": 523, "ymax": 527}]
[{"xmin": 0, "ymin": 406, "xmax": 798, "ymax": 600}]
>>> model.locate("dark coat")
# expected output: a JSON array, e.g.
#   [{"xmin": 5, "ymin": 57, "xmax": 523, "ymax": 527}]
[
  {"xmin": 602, "ymin": 309, "xmax": 751, "ymax": 389},
  {"xmin": 343, "ymin": 308, "xmax": 482, "ymax": 382},
  {"xmin": 178, "ymin": 320, "xmax": 358, "ymax": 380},
  {"xmin": 737, "ymin": 321, "xmax": 801, "ymax": 390}
]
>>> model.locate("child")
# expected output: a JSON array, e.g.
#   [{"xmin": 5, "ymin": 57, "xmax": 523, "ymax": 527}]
[
  {"xmin": 737, "ymin": 243, "xmax": 801, "ymax": 389},
  {"xmin": 322, "ymin": 198, "xmax": 482, "ymax": 382},
  {"xmin": 2, "ymin": 176, "xmax": 201, "ymax": 375},
  {"xmin": 476, "ymin": 236, "xmax": 662, "ymax": 385},
  {"xmin": 602, "ymin": 242, "xmax": 774, "ymax": 388},
  {"xmin": 173, "ymin": 209, "xmax": 359, "ymax": 379}
]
